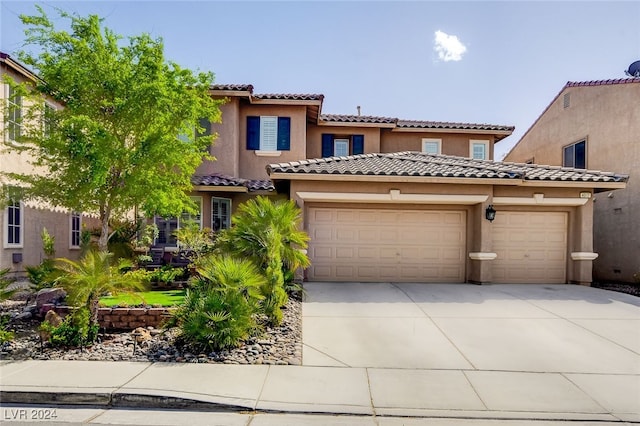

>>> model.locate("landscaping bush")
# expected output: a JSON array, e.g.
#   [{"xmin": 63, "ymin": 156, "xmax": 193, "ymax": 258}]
[
  {"xmin": 0, "ymin": 314, "xmax": 14, "ymax": 344},
  {"xmin": 215, "ymin": 196, "xmax": 310, "ymax": 325},
  {"xmin": 174, "ymin": 255, "xmax": 265, "ymax": 351},
  {"xmin": 39, "ymin": 307, "xmax": 98, "ymax": 347}
]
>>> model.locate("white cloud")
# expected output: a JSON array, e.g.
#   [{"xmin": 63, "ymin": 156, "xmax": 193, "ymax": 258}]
[{"xmin": 434, "ymin": 30, "xmax": 467, "ymax": 62}]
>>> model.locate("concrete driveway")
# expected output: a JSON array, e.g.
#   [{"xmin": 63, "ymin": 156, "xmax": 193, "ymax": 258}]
[{"xmin": 302, "ymin": 282, "xmax": 640, "ymax": 374}]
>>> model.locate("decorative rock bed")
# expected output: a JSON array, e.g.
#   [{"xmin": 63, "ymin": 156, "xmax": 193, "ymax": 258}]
[{"xmin": 0, "ymin": 295, "xmax": 302, "ymax": 365}]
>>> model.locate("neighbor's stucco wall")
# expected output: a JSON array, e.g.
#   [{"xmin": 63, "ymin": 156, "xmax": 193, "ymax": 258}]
[
  {"xmin": 196, "ymin": 96, "xmax": 240, "ymax": 177},
  {"xmin": 504, "ymin": 81, "xmax": 640, "ymax": 282}
]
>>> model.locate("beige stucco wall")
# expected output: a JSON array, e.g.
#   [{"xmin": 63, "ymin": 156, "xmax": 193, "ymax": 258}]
[
  {"xmin": 286, "ymin": 178, "xmax": 595, "ymax": 284},
  {"xmin": 504, "ymin": 81, "xmax": 640, "ymax": 282},
  {"xmin": 380, "ymin": 131, "xmax": 496, "ymax": 159},
  {"xmin": 237, "ymin": 104, "xmax": 307, "ymax": 181},
  {"xmin": 306, "ymin": 125, "xmax": 382, "ymax": 158},
  {"xmin": 196, "ymin": 97, "xmax": 240, "ymax": 177}
]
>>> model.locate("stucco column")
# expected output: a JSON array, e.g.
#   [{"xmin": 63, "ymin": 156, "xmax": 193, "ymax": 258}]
[
  {"xmin": 468, "ymin": 193, "xmax": 495, "ymax": 284},
  {"xmin": 571, "ymin": 198, "xmax": 596, "ymax": 285}
]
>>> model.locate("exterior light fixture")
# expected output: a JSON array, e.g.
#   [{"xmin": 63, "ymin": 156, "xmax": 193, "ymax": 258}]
[{"xmin": 485, "ymin": 205, "xmax": 496, "ymax": 222}]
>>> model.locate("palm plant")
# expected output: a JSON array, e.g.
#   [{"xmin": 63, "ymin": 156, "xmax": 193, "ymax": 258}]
[
  {"xmin": 215, "ymin": 196, "xmax": 309, "ymax": 324},
  {"xmin": 216, "ymin": 196, "xmax": 310, "ymax": 273},
  {"xmin": 174, "ymin": 255, "xmax": 265, "ymax": 351},
  {"xmin": 54, "ymin": 251, "xmax": 147, "ymax": 339},
  {"xmin": 0, "ymin": 268, "xmax": 16, "ymax": 302}
]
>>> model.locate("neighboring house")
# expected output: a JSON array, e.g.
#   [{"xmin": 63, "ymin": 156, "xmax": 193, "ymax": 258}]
[
  {"xmin": 187, "ymin": 84, "xmax": 627, "ymax": 285},
  {"xmin": 1, "ymin": 52, "xmax": 88, "ymax": 276},
  {"xmin": 504, "ymin": 78, "xmax": 640, "ymax": 283}
]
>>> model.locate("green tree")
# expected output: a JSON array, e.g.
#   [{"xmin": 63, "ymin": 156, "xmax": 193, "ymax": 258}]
[
  {"xmin": 54, "ymin": 251, "xmax": 147, "ymax": 339},
  {"xmin": 2, "ymin": 7, "xmax": 222, "ymax": 251}
]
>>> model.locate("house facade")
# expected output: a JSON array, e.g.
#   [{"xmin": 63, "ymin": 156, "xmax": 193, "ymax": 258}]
[
  {"xmin": 1, "ymin": 52, "xmax": 88, "ymax": 276},
  {"xmin": 189, "ymin": 84, "xmax": 626, "ymax": 285},
  {"xmin": 504, "ymin": 78, "xmax": 640, "ymax": 283}
]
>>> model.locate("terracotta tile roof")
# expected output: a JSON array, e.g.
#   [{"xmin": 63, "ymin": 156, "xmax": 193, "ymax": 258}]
[
  {"xmin": 211, "ymin": 84, "xmax": 254, "ymax": 92},
  {"xmin": 565, "ymin": 78, "xmax": 640, "ymax": 88},
  {"xmin": 253, "ymin": 93, "xmax": 324, "ymax": 101},
  {"xmin": 267, "ymin": 152, "xmax": 628, "ymax": 184},
  {"xmin": 320, "ymin": 114, "xmax": 397, "ymax": 124},
  {"xmin": 192, "ymin": 174, "xmax": 274, "ymax": 192},
  {"xmin": 397, "ymin": 120, "xmax": 514, "ymax": 133}
]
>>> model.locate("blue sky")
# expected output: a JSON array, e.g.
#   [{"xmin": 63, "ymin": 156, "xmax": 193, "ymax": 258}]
[{"xmin": 2, "ymin": 1, "xmax": 639, "ymax": 159}]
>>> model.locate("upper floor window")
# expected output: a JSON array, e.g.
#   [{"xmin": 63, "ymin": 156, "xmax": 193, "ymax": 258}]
[
  {"xmin": 5, "ymin": 84, "xmax": 22, "ymax": 143},
  {"xmin": 321, "ymin": 134, "xmax": 364, "ymax": 157},
  {"xmin": 247, "ymin": 116, "xmax": 290, "ymax": 152},
  {"xmin": 563, "ymin": 139, "xmax": 586, "ymax": 169},
  {"xmin": 422, "ymin": 138, "xmax": 442, "ymax": 155},
  {"xmin": 70, "ymin": 212, "xmax": 81, "ymax": 249},
  {"xmin": 4, "ymin": 197, "xmax": 23, "ymax": 248},
  {"xmin": 470, "ymin": 140, "xmax": 489, "ymax": 160},
  {"xmin": 212, "ymin": 197, "xmax": 231, "ymax": 232}
]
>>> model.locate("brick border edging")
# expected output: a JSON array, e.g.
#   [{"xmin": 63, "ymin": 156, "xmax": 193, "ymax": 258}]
[{"xmin": 39, "ymin": 304, "xmax": 175, "ymax": 330}]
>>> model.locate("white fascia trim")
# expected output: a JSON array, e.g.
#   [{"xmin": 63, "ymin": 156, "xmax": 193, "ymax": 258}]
[
  {"xmin": 296, "ymin": 190, "xmax": 488, "ymax": 205},
  {"xmin": 492, "ymin": 194, "xmax": 589, "ymax": 206}
]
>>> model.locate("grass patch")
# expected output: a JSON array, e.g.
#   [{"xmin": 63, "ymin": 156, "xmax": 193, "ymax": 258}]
[{"xmin": 99, "ymin": 290, "xmax": 185, "ymax": 307}]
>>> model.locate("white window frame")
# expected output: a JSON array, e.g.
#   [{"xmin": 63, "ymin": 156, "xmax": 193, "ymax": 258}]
[
  {"xmin": 43, "ymin": 101, "xmax": 56, "ymax": 138},
  {"xmin": 70, "ymin": 212, "xmax": 81, "ymax": 249},
  {"xmin": 212, "ymin": 197, "xmax": 231, "ymax": 232},
  {"xmin": 259, "ymin": 116, "xmax": 278, "ymax": 151},
  {"xmin": 4, "ymin": 84, "xmax": 22, "ymax": 144},
  {"xmin": 470, "ymin": 140, "xmax": 489, "ymax": 160},
  {"xmin": 334, "ymin": 139, "xmax": 349, "ymax": 157},
  {"xmin": 4, "ymin": 199, "xmax": 23, "ymax": 248},
  {"xmin": 422, "ymin": 138, "xmax": 442, "ymax": 155}
]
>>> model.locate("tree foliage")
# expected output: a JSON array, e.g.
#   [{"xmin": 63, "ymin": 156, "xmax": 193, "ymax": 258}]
[{"xmin": 2, "ymin": 7, "xmax": 223, "ymax": 250}]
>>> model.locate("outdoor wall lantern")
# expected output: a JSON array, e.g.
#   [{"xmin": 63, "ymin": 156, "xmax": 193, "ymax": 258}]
[{"xmin": 485, "ymin": 205, "xmax": 496, "ymax": 222}]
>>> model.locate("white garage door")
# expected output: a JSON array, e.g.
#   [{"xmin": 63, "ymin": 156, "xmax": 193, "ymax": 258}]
[
  {"xmin": 307, "ymin": 207, "xmax": 466, "ymax": 282},
  {"xmin": 492, "ymin": 211, "xmax": 568, "ymax": 284}
]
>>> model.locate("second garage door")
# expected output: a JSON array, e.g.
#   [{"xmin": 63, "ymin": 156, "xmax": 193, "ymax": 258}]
[
  {"xmin": 492, "ymin": 211, "xmax": 568, "ymax": 284},
  {"xmin": 307, "ymin": 207, "xmax": 466, "ymax": 282}
]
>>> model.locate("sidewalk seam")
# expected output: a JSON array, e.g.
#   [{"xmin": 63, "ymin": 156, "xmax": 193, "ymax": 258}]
[
  {"xmin": 254, "ymin": 364, "xmax": 271, "ymax": 411},
  {"xmin": 365, "ymin": 367, "xmax": 377, "ymax": 418}
]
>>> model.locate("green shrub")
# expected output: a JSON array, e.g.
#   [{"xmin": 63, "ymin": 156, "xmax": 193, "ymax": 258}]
[
  {"xmin": 174, "ymin": 256, "xmax": 264, "ymax": 351},
  {"xmin": 25, "ymin": 259, "xmax": 58, "ymax": 290},
  {"xmin": 39, "ymin": 308, "xmax": 98, "ymax": 347},
  {"xmin": 0, "ymin": 268, "xmax": 17, "ymax": 301},
  {"xmin": 0, "ymin": 314, "xmax": 14, "ymax": 344},
  {"xmin": 150, "ymin": 266, "xmax": 184, "ymax": 285}
]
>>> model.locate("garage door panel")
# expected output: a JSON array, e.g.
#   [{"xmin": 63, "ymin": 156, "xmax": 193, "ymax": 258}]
[
  {"xmin": 308, "ymin": 207, "xmax": 466, "ymax": 282},
  {"xmin": 493, "ymin": 212, "xmax": 567, "ymax": 284}
]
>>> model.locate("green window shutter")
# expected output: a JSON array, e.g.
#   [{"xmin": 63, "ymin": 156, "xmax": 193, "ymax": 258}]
[
  {"xmin": 352, "ymin": 135, "xmax": 364, "ymax": 155},
  {"xmin": 277, "ymin": 117, "xmax": 291, "ymax": 150},
  {"xmin": 321, "ymin": 133, "xmax": 334, "ymax": 157},
  {"xmin": 247, "ymin": 116, "xmax": 260, "ymax": 150}
]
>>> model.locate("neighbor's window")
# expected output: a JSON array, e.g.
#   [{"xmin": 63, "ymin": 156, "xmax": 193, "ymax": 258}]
[
  {"xmin": 563, "ymin": 140, "xmax": 586, "ymax": 169},
  {"xmin": 247, "ymin": 116, "xmax": 291, "ymax": 151},
  {"xmin": 470, "ymin": 140, "xmax": 489, "ymax": 160},
  {"xmin": 4, "ymin": 197, "xmax": 23, "ymax": 248},
  {"xmin": 155, "ymin": 197, "xmax": 204, "ymax": 247},
  {"xmin": 70, "ymin": 212, "xmax": 81, "ymax": 249},
  {"xmin": 212, "ymin": 197, "xmax": 231, "ymax": 231},
  {"xmin": 5, "ymin": 84, "xmax": 22, "ymax": 143},
  {"xmin": 321, "ymin": 134, "xmax": 364, "ymax": 157},
  {"xmin": 43, "ymin": 102, "xmax": 56, "ymax": 137},
  {"xmin": 422, "ymin": 138, "xmax": 442, "ymax": 155}
]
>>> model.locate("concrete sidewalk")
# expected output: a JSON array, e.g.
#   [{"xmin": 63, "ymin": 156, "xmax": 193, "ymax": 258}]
[{"xmin": 1, "ymin": 360, "xmax": 638, "ymax": 423}]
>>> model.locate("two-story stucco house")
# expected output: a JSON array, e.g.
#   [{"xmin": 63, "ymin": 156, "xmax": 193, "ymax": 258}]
[
  {"xmin": 182, "ymin": 84, "xmax": 627, "ymax": 285},
  {"xmin": 1, "ymin": 52, "xmax": 90, "ymax": 276},
  {"xmin": 504, "ymin": 78, "xmax": 640, "ymax": 283}
]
